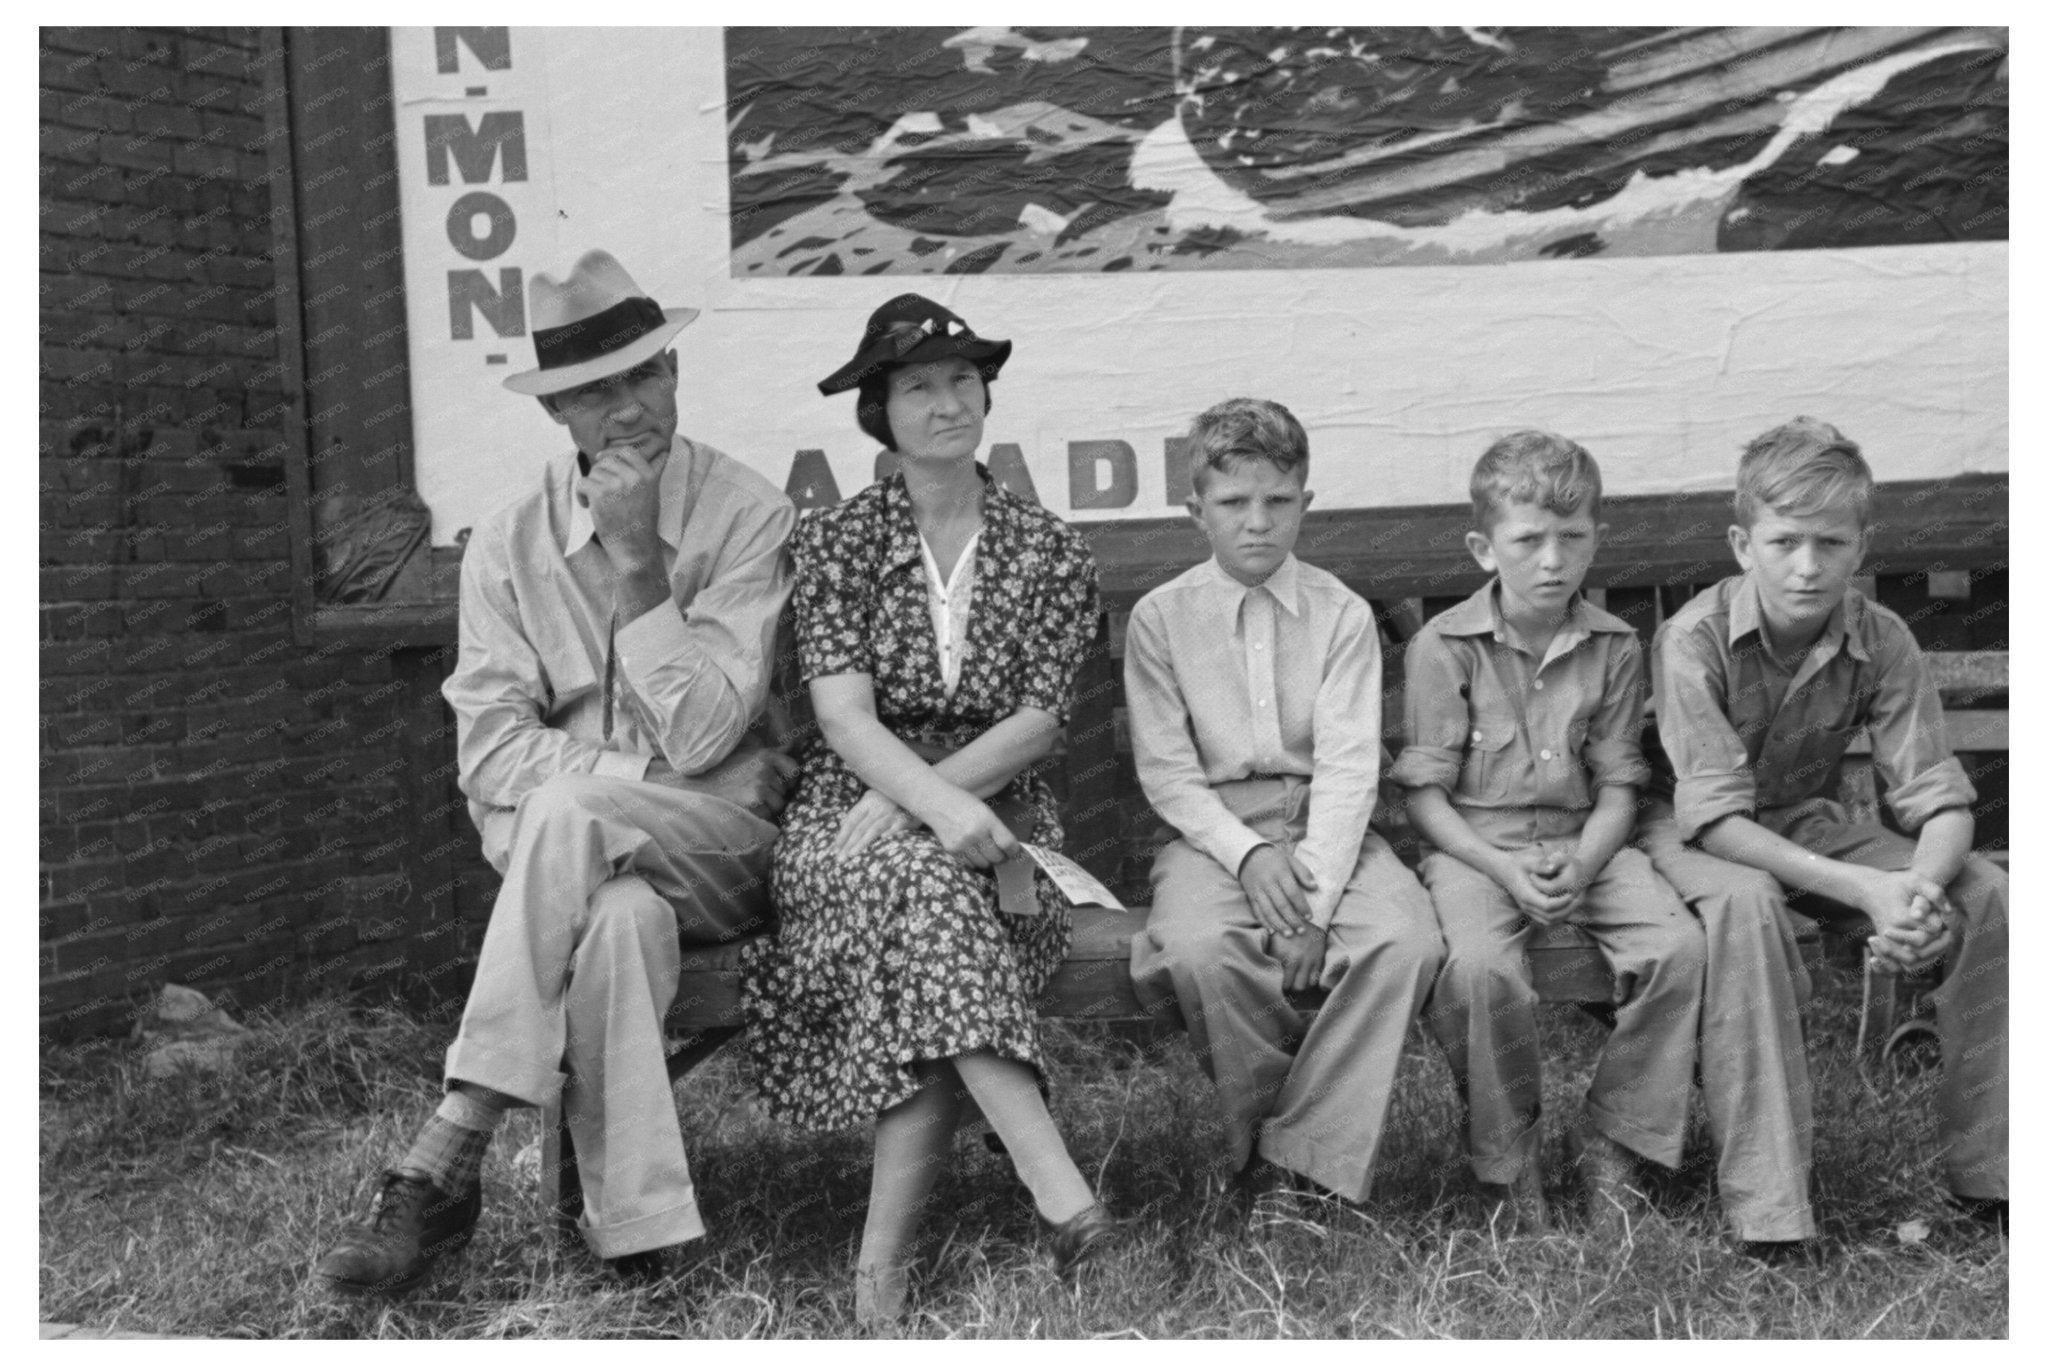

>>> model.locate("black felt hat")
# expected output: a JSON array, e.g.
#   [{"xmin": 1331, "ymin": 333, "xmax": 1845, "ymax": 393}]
[{"xmin": 816, "ymin": 293, "xmax": 1012, "ymax": 396}]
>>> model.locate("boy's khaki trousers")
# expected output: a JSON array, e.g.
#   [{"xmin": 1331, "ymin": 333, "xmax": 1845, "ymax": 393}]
[
  {"xmin": 1641, "ymin": 798, "xmax": 2008, "ymax": 1242},
  {"xmin": 1130, "ymin": 777, "xmax": 1445, "ymax": 1201},
  {"xmin": 446, "ymin": 773, "xmax": 776, "ymax": 1259},
  {"xmin": 1418, "ymin": 806, "xmax": 1705, "ymax": 1185}
]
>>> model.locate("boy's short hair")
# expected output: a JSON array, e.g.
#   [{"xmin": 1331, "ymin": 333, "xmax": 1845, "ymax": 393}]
[
  {"xmin": 1470, "ymin": 430, "xmax": 1602, "ymax": 532},
  {"xmin": 1186, "ymin": 397, "xmax": 1308, "ymax": 493},
  {"xmin": 1735, "ymin": 416, "xmax": 1874, "ymax": 527}
]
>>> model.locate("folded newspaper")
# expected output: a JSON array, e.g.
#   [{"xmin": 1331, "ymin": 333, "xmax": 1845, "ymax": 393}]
[{"xmin": 994, "ymin": 843, "xmax": 1129, "ymax": 916}]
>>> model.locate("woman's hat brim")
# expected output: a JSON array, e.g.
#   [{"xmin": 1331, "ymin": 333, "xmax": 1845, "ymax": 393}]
[
  {"xmin": 817, "ymin": 334, "xmax": 1011, "ymax": 396},
  {"xmin": 501, "ymin": 309, "xmax": 696, "ymax": 395}
]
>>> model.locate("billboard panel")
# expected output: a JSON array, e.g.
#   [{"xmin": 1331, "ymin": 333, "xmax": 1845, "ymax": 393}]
[
  {"xmin": 726, "ymin": 27, "xmax": 2010, "ymax": 276},
  {"xmin": 389, "ymin": 27, "xmax": 2008, "ymax": 547}
]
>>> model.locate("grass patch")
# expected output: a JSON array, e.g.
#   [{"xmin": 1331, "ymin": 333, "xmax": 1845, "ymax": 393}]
[{"xmin": 40, "ymin": 962, "xmax": 2005, "ymax": 1338}]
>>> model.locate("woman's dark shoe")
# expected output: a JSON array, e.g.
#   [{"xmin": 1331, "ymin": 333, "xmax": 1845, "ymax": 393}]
[
  {"xmin": 313, "ymin": 1169, "xmax": 481, "ymax": 1297},
  {"xmin": 1042, "ymin": 1201, "xmax": 1120, "ymax": 1279}
]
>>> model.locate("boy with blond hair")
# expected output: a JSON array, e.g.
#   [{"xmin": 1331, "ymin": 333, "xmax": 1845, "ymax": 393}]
[
  {"xmin": 1126, "ymin": 397, "xmax": 1444, "ymax": 1210},
  {"xmin": 1641, "ymin": 416, "xmax": 2008, "ymax": 1256},
  {"xmin": 1395, "ymin": 431, "xmax": 1703, "ymax": 1233}
]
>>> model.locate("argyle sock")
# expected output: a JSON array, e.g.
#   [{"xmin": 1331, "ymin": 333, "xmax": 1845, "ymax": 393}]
[{"xmin": 397, "ymin": 1087, "xmax": 508, "ymax": 1196}]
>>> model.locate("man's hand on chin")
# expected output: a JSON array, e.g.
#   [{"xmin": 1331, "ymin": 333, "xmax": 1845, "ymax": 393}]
[
  {"xmin": 584, "ymin": 443, "xmax": 673, "ymax": 621},
  {"xmin": 583, "ymin": 443, "xmax": 664, "ymax": 570}
]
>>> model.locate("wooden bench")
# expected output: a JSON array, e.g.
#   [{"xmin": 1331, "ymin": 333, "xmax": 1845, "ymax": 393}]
[{"xmin": 541, "ymin": 476, "xmax": 2007, "ymax": 1223}]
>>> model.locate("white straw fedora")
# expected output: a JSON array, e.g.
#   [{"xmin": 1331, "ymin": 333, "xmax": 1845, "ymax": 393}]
[{"xmin": 501, "ymin": 250, "xmax": 699, "ymax": 396}]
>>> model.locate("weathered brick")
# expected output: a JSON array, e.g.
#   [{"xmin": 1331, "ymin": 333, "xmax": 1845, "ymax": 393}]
[
  {"xmin": 180, "ymin": 34, "xmax": 254, "ymax": 79},
  {"xmin": 40, "ymin": 195, "xmax": 116, "ymax": 238},
  {"xmin": 48, "ymin": 90, "xmax": 133, "ymax": 133},
  {"xmin": 116, "ymin": 30, "xmax": 181, "ymax": 65},
  {"xmin": 41, "ymin": 983, "xmax": 137, "ymax": 1041},
  {"xmin": 128, "ymin": 99, "xmax": 203, "ymax": 140},
  {"xmin": 39, "ymin": 27, "xmax": 478, "ymax": 1038},
  {"xmin": 171, "ymin": 140, "xmax": 238, "ymax": 180},
  {"xmin": 38, "ymin": 818, "xmax": 78, "ymax": 864},
  {"xmin": 41, "ymin": 47, "xmax": 105, "ymax": 89},
  {"xmin": 39, "ymin": 122, "xmax": 102, "ymax": 165},
  {"xmin": 91, "ymin": 58, "xmax": 177, "ymax": 102},
  {"xmin": 39, "ymin": 476, "xmax": 122, "ymax": 515},
  {"xmin": 41, "ymin": 636, "xmax": 122, "ymax": 675},
  {"xmin": 41, "ymin": 602, "xmax": 124, "ymax": 638},
  {"xmin": 37, "ymin": 901, "xmax": 103, "ymax": 944},
  {"xmin": 41, "ymin": 340, "xmax": 120, "ymax": 382},
  {"xmin": 43, "ymin": 861, "xmax": 128, "ymax": 904},
  {"xmin": 96, "ymin": 129, "xmax": 177, "ymax": 173},
  {"xmin": 44, "ymin": 711, "xmax": 123, "ymax": 748},
  {"xmin": 51, "ymin": 917, "xmax": 191, "ymax": 975}
]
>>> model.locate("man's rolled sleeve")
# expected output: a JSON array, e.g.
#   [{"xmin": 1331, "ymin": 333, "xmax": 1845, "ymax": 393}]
[
  {"xmin": 1124, "ymin": 601, "xmax": 1268, "ymax": 877},
  {"xmin": 1582, "ymin": 635, "xmax": 1653, "ymax": 792},
  {"xmin": 1865, "ymin": 622, "xmax": 1977, "ymax": 833},
  {"xmin": 1653, "ymin": 619, "xmax": 1756, "ymax": 841},
  {"xmin": 1390, "ymin": 628, "xmax": 1469, "ymax": 793}
]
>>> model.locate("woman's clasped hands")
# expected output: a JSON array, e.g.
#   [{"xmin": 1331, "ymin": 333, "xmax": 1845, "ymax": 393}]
[{"xmin": 829, "ymin": 786, "xmax": 1020, "ymax": 869}]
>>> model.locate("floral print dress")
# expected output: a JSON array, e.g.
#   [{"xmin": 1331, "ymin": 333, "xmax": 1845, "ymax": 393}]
[{"xmin": 740, "ymin": 468, "xmax": 1101, "ymax": 1131}]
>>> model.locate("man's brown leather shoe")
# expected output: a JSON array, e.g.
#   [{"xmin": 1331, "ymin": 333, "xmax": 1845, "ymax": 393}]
[{"xmin": 314, "ymin": 1169, "xmax": 481, "ymax": 1297}]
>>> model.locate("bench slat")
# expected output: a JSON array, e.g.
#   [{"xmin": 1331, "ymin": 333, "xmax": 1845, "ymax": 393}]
[
  {"xmin": 1843, "ymin": 708, "xmax": 2007, "ymax": 755},
  {"xmin": 1927, "ymin": 651, "xmax": 2008, "ymax": 694}
]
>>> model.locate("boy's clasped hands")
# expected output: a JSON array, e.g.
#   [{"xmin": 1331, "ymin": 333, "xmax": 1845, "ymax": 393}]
[
  {"xmin": 1859, "ymin": 869, "xmax": 1953, "ymax": 974},
  {"xmin": 1238, "ymin": 844, "xmax": 1328, "ymax": 991},
  {"xmin": 1498, "ymin": 845, "xmax": 1589, "ymax": 926}
]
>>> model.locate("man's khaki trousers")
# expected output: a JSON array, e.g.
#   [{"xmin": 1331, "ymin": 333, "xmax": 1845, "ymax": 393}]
[{"xmin": 447, "ymin": 773, "xmax": 775, "ymax": 1258}]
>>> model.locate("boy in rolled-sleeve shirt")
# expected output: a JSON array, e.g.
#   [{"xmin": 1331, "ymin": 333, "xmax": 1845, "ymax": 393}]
[
  {"xmin": 1640, "ymin": 416, "xmax": 2007, "ymax": 1255},
  {"xmin": 1394, "ymin": 432, "xmax": 1703, "ymax": 1234},
  {"xmin": 1127, "ymin": 398, "xmax": 1445, "ymax": 1210}
]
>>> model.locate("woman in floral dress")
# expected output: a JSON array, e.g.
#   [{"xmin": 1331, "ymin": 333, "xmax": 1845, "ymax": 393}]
[{"xmin": 741, "ymin": 295, "xmax": 1113, "ymax": 1323}]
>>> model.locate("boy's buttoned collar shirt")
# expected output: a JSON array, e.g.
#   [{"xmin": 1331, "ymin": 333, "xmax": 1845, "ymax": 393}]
[
  {"xmin": 1123, "ymin": 553, "xmax": 1382, "ymax": 930},
  {"xmin": 1390, "ymin": 580, "xmax": 1650, "ymax": 820},
  {"xmin": 1652, "ymin": 572, "xmax": 1974, "ymax": 842}
]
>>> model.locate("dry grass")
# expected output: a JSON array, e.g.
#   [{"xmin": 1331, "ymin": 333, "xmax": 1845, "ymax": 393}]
[{"xmin": 40, "ymin": 962, "xmax": 2006, "ymax": 1339}]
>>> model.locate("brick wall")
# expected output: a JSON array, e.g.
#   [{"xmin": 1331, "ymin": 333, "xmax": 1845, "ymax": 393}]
[{"xmin": 39, "ymin": 26, "xmax": 473, "ymax": 1039}]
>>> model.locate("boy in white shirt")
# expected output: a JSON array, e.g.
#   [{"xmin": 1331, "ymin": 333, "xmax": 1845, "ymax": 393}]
[{"xmin": 1125, "ymin": 398, "xmax": 1444, "ymax": 1208}]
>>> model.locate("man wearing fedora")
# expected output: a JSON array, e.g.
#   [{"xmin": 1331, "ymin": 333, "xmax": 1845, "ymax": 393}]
[{"xmin": 315, "ymin": 250, "xmax": 797, "ymax": 1294}]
